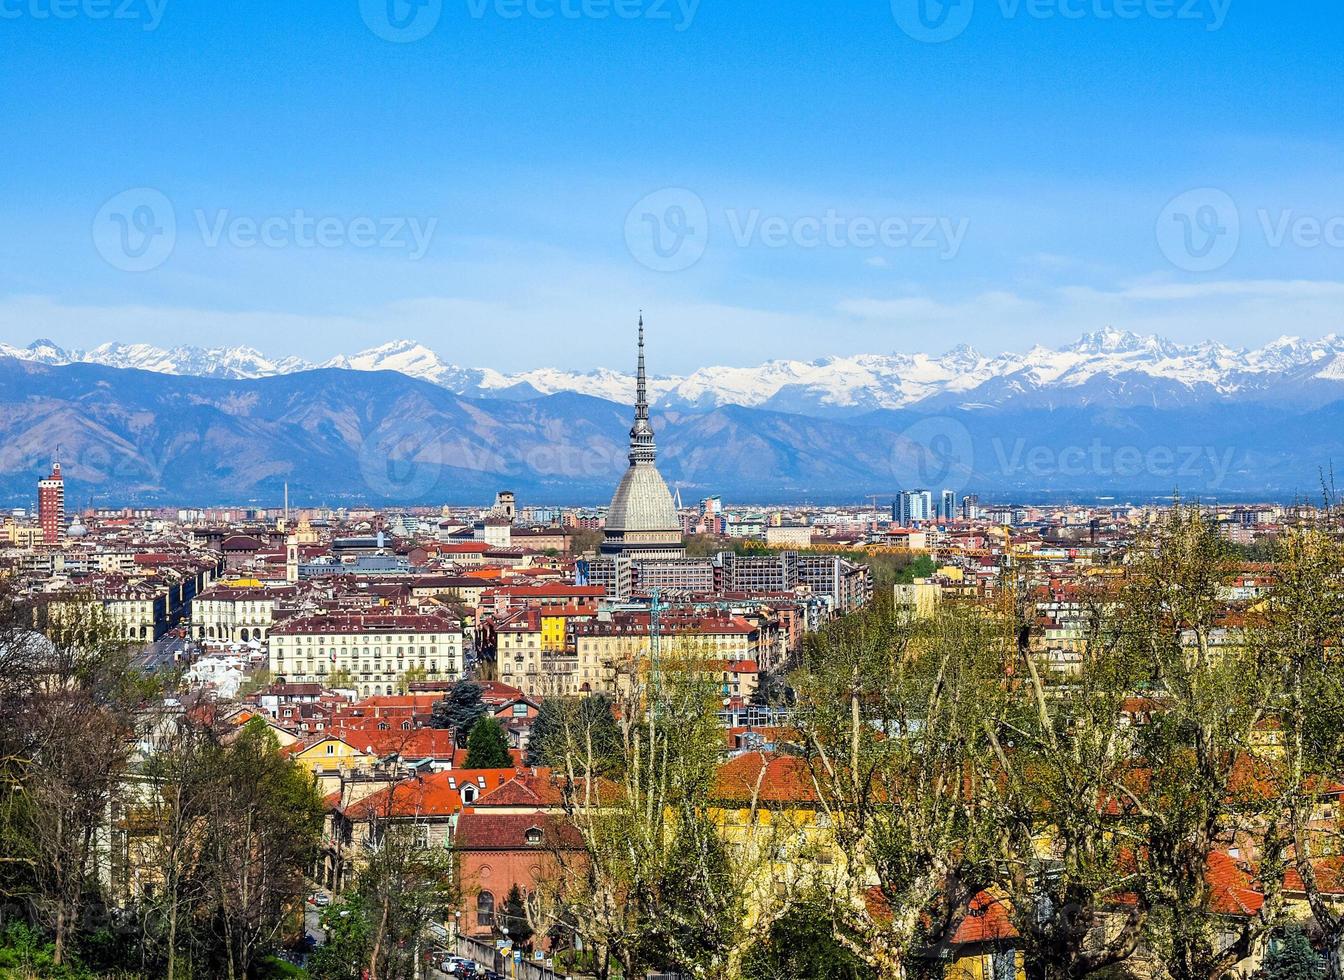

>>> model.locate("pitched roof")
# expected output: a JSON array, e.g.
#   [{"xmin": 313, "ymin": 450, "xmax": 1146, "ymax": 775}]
[
  {"xmin": 455, "ymin": 810, "xmax": 584, "ymax": 851},
  {"xmin": 335, "ymin": 727, "xmax": 459, "ymax": 759},
  {"xmin": 712, "ymin": 752, "xmax": 819, "ymax": 805},
  {"xmin": 951, "ymin": 889, "xmax": 1019, "ymax": 945},
  {"xmin": 340, "ymin": 768, "xmax": 520, "ymax": 820},
  {"xmin": 1206, "ymin": 851, "xmax": 1264, "ymax": 916},
  {"xmin": 472, "ymin": 770, "xmax": 619, "ymax": 809}
]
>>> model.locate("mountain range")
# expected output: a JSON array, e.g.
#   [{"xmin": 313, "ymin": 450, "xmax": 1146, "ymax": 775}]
[
  {"xmin": 1, "ymin": 331, "xmax": 1342, "ymax": 505},
  {"xmin": 8, "ymin": 328, "xmax": 1344, "ymax": 417}
]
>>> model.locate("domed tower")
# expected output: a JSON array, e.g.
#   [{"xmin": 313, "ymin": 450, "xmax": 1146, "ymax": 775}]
[{"xmin": 601, "ymin": 316, "xmax": 685, "ymax": 559}]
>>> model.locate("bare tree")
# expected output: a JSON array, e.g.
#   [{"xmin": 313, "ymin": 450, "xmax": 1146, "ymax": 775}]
[
  {"xmin": 792, "ymin": 601, "xmax": 1009, "ymax": 980},
  {"xmin": 198, "ymin": 719, "xmax": 325, "ymax": 980},
  {"xmin": 1250, "ymin": 522, "xmax": 1344, "ymax": 978},
  {"xmin": 1120, "ymin": 505, "xmax": 1288, "ymax": 980},
  {"xmin": 0, "ymin": 595, "xmax": 150, "ymax": 967}
]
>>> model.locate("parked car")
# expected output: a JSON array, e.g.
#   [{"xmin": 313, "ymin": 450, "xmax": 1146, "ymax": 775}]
[
  {"xmin": 312, "ymin": 892, "xmax": 331, "ymax": 907},
  {"xmin": 440, "ymin": 957, "xmax": 482, "ymax": 976}
]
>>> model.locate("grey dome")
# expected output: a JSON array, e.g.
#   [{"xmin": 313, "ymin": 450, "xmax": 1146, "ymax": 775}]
[
  {"xmin": 601, "ymin": 316, "xmax": 685, "ymax": 560},
  {"xmin": 606, "ymin": 463, "xmax": 679, "ymax": 533}
]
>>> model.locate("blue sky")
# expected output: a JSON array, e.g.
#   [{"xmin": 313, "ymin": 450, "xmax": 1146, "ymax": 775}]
[{"xmin": 1, "ymin": 0, "xmax": 1340, "ymax": 373}]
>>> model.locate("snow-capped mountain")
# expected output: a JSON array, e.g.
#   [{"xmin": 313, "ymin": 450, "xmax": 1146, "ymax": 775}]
[
  {"xmin": 0, "ymin": 339, "xmax": 313, "ymax": 379},
  {"xmin": 6, "ymin": 328, "xmax": 1344, "ymax": 414}
]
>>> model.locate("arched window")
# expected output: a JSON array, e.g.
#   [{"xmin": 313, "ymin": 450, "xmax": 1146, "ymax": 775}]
[{"xmin": 476, "ymin": 891, "xmax": 495, "ymax": 927}]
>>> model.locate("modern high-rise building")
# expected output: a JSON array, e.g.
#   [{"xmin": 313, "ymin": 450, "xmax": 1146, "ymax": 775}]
[
  {"xmin": 893, "ymin": 489, "xmax": 933, "ymax": 527},
  {"xmin": 37, "ymin": 460, "xmax": 65, "ymax": 545},
  {"xmin": 940, "ymin": 490, "xmax": 956, "ymax": 521},
  {"xmin": 600, "ymin": 317, "xmax": 685, "ymax": 560},
  {"xmin": 960, "ymin": 494, "xmax": 981, "ymax": 521}
]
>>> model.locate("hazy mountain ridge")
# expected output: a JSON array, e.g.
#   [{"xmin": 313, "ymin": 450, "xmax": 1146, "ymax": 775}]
[
  {"xmin": 0, "ymin": 355, "xmax": 1340, "ymax": 504},
  {"xmin": 7, "ymin": 329, "xmax": 1344, "ymax": 417}
]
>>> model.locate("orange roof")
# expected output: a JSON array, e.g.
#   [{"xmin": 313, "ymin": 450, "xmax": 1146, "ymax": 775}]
[
  {"xmin": 713, "ymin": 752, "xmax": 819, "ymax": 805},
  {"xmin": 341, "ymin": 768, "xmax": 520, "ymax": 819},
  {"xmin": 472, "ymin": 769, "xmax": 619, "ymax": 808},
  {"xmin": 337, "ymin": 727, "xmax": 459, "ymax": 759},
  {"xmin": 951, "ymin": 890, "xmax": 1019, "ymax": 945},
  {"xmin": 1206, "ymin": 852, "xmax": 1264, "ymax": 916},
  {"xmin": 474, "ymin": 772, "xmax": 567, "ymax": 808},
  {"xmin": 1284, "ymin": 856, "xmax": 1344, "ymax": 896}
]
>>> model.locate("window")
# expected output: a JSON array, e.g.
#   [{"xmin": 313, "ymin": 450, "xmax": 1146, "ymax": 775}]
[
  {"xmin": 476, "ymin": 891, "xmax": 495, "ymax": 927},
  {"xmin": 524, "ymin": 827, "xmax": 543, "ymax": 847}
]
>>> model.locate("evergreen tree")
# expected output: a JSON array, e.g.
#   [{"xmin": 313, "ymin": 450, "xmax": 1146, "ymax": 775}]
[
  {"xmin": 1262, "ymin": 929, "xmax": 1326, "ymax": 980},
  {"xmin": 464, "ymin": 716, "xmax": 513, "ymax": 769},
  {"xmin": 500, "ymin": 884, "xmax": 534, "ymax": 949},
  {"xmin": 431, "ymin": 680, "xmax": 487, "ymax": 744},
  {"xmin": 525, "ymin": 694, "xmax": 621, "ymax": 772}
]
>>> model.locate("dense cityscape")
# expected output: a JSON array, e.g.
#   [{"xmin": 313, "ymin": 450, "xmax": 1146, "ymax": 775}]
[
  {"xmin": 4, "ymin": 1, "xmax": 1340, "ymax": 978},
  {"xmin": 4, "ymin": 325, "xmax": 1342, "ymax": 980}
]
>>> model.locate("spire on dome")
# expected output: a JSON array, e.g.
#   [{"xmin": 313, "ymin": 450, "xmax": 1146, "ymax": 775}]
[
  {"xmin": 629, "ymin": 314, "xmax": 656, "ymax": 465},
  {"xmin": 636, "ymin": 313, "xmax": 648, "ymax": 421}
]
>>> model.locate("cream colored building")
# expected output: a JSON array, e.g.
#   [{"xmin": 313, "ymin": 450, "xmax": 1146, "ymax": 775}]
[
  {"xmin": 270, "ymin": 611, "xmax": 465, "ymax": 698},
  {"xmin": 764, "ymin": 524, "xmax": 814, "ymax": 548},
  {"xmin": 192, "ymin": 584, "xmax": 297, "ymax": 644},
  {"xmin": 496, "ymin": 609, "xmax": 760, "ymax": 698}
]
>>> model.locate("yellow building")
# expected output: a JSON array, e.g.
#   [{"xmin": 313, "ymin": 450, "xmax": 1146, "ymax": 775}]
[{"xmin": 284, "ymin": 734, "xmax": 377, "ymax": 795}]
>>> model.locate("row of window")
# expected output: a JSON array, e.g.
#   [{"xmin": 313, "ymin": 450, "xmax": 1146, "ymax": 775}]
[
  {"xmin": 277, "ymin": 646, "xmax": 441, "ymax": 659},
  {"xmin": 282, "ymin": 633, "xmax": 452, "ymax": 644},
  {"xmin": 280, "ymin": 661, "xmax": 446, "ymax": 674}
]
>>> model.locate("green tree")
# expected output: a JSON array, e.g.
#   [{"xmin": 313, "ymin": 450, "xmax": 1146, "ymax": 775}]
[
  {"xmin": 396, "ymin": 665, "xmax": 429, "ymax": 694},
  {"xmin": 307, "ymin": 894, "xmax": 375, "ymax": 980},
  {"xmin": 793, "ymin": 600, "xmax": 1009, "ymax": 980},
  {"xmin": 198, "ymin": 720, "xmax": 326, "ymax": 980},
  {"xmin": 0, "ymin": 594, "xmax": 155, "ymax": 968},
  {"xmin": 1251, "ymin": 524, "xmax": 1344, "ymax": 979},
  {"xmin": 1262, "ymin": 929, "xmax": 1327, "ymax": 980},
  {"xmin": 432, "ymin": 681, "xmax": 487, "ymax": 745},
  {"xmin": 464, "ymin": 716, "xmax": 512, "ymax": 769},
  {"xmin": 1121, "ymin": 506, "xmax": 1286, "ymax": 980},
  {"xmin": 979, "ymin": 572, "xmax": 1152, "ymax": 979},
  {"xmin": 362, "ymin": 822, "xmax": 456, "ymax": 980},
  {"xmin": 525, "ymin": 695, "xmax": 621, "ymax": 773},
  {"xmin": 741, "ymin": 898, "xmax": 874, "ymax": 980},
  {"xmin": 500, "ymin": 883, "xmax": 534, "ymax": 949},
  {"xmin": 139, "ymin": 715, "xmax": 219, "ymax": 980},
  {"xmin": 545, "ymin": 650, "xmax": 779, "ymax": 980},
  {"xmin": 327, "ymin": 667, "xmax": 356, "ymax": 689}
]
